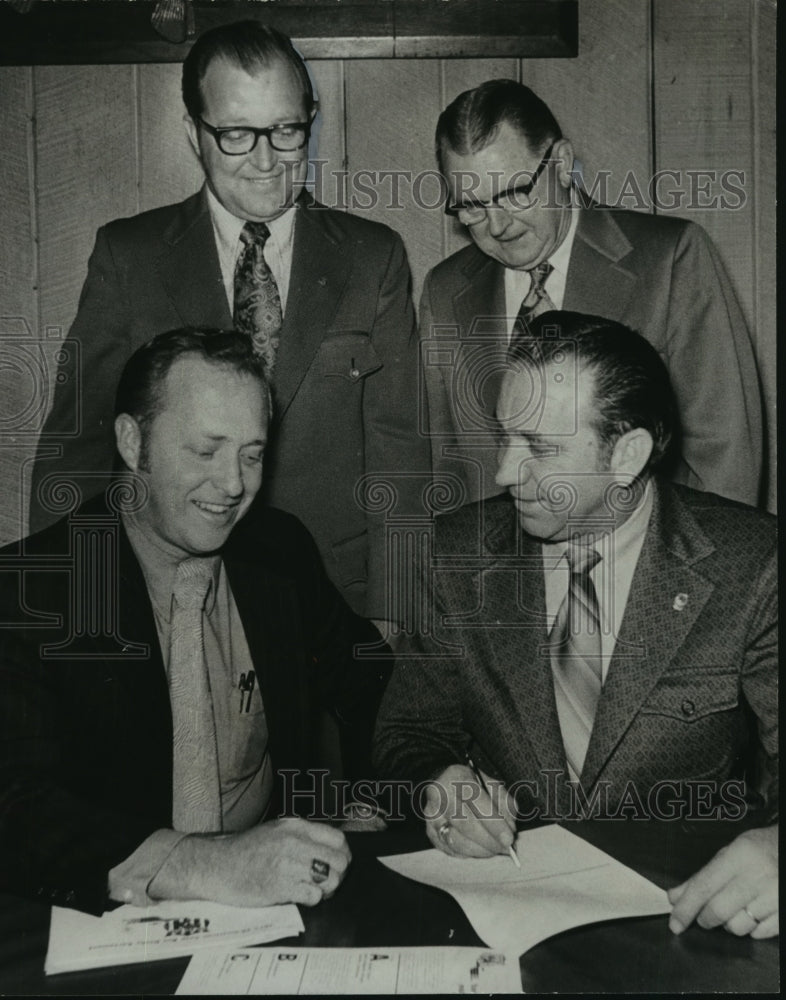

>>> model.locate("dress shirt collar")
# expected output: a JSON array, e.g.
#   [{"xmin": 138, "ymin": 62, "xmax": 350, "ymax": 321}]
[
  {"xmin": 122, "ymin": 512, "xmax": 221, "ymax": 623},
  {"xmin": 540, "ymin": 478, "xmax": 654, "ymax": 570},
  {"xmin": 206, "ymin": 185, "xmax": 297, "ymax": 261}
]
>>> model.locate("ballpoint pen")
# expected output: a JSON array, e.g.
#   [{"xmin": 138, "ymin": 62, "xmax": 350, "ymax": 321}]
[{"xmin": 464, "ymin": 750, "xmax": 521, "ymax": 868}]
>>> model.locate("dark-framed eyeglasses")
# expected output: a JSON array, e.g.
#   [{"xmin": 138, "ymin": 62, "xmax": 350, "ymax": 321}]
[
  {"xmin": 197, "ymin": 117, "xmax": 312, "ymax": 155},
  {"xmin": 445, "ymin": 141, "xmax": 557, "ymax": 224}
]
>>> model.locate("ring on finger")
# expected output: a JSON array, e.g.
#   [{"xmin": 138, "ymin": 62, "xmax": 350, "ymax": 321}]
[
  {"xmin": 310, "ymin": 858, "xmax": 330, "ymax": 884},
  {"xmin": 437, "ymin": 822, "xmax": 451, "ymax": 842},
  {"xmin": 743, "ymin": 904, "xmax": 761, "ymax": 924}
]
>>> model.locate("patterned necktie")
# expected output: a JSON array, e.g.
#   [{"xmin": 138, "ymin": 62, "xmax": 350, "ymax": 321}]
[
  {"xmin": 550, "ymin": 538, "xmax": 603, "ymax": 779},
  {"xmin": 514, "ymin": 260, "xmax": 556, "ymax": 336},
  {"xmin": 233, "ymin": 221, "xmax": 282, "ymax": 376},
  {"xmin": 169, "ymin": 557, "xmax": 222, "ymax": 833}
]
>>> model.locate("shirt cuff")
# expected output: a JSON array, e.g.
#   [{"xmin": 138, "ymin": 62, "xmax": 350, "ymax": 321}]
[{"xmin": 107, "ymin": 829, "xmax": 189, "ymax": 907}]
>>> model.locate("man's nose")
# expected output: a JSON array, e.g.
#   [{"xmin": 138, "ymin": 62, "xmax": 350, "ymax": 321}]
[
  {"xmin": 214, "ymin": 455, "xmax": 244, "ymax": 497},
  {"xmin": 485, "ymin": 205, "xmax": 513, "ymax": 238},
  {"xmin": 495, "ymin": 444, "xmax": 529, "ymax": 488},
  {"xmin": 249, "ymin": 134, "xmax": 277, "ymax": 171}
]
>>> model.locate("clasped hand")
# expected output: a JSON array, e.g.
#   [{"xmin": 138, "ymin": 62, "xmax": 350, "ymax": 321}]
[{"xmin": 425, "ymin": 764, "xmax": 516, "ymax": 859}]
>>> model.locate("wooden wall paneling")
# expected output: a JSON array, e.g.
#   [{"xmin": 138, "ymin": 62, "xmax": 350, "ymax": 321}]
[
  {"xmin": 0, "ymin": 67, "xmax": 38, "ymax": 544},
  {"xmin": 32, "ymin": 65, "xmax": 140, "ymax": 534},
  {"xmin": 308, "ymin": 60, "xmax": 346, "ymax": 209},
  {"xmin": 441, "ymin": 58, "xmax": 520, "ymax": 259},
  {"xmin": 138, "ymin": 63, "xmax": 203, "ymax": 211},
  {"xmin": 344, "ymin": 59, "xmax": 443, "ymax": 305},
  {"xmin": 523, "ymin": 0, "xmax": 652, "ymax": 216},
  {"xmin": 652, "ymin": 0, "xmax": 754, "ymax": 319},
  {"xmin": 752, "ymin": 0, "xmax": 776, "ymax": 510}
]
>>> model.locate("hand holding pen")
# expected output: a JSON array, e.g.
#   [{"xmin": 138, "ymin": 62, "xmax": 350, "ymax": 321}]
[{"xmin": 424, "ymin": 754, "xmax": 519, "ymax": 865}]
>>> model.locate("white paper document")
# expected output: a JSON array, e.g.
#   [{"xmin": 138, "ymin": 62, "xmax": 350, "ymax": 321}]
[
  {"xmin": 176, "ymin": 945, "xmax": 523, "ymax": 995},
  {"xmin": 380, "ymin": 824, "xmax": 670, "ymax": 955},
  {"xmin": 44, "ymin": 900, "xmax": 304, "ymax": 975}
]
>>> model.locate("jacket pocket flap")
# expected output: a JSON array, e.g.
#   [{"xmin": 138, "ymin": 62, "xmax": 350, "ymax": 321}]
[
  {"xmin": 320, "ymin": 332, "xmax": 382, "ymax": 381},
  {"xmin": 638, "ymin": 670, "xmax": 739, "ymax": 722}
]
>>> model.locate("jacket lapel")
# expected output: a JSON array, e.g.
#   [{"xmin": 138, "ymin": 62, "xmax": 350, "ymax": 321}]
[
  {"xmin": 564, "ymin": 204, "xmax": 636, "ymax": 321},
  {"xmin": 272, "ymin": 197, "xmax": 354, "ymax": 420},
  {"xmin": 158, "ymin": 188, "xmax": 233, "ymax": 329},
  {"xmin": 581, "ymin": 481, "xmax": 715, "ymax": 789},
  {"xmin": 480, "ymin": 499, "xmax": 569, "ymax": 777}
]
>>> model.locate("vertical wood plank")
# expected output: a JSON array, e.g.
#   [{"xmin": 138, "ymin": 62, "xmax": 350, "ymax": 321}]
[
  {"xmin": 653, "ymin": 0, "xmax": 754, "ymax": 318},
  {"xmin": 441, "ymin": 58, "xmax": 520, "ymax": 258},
  {"xmin": 138, "ymin": 63, "xmax": 203, "ymax": 211},
  {"xmin": 345, "ymin": 59, "xmax": 443, "ymax": 304},
  {"xmin": 308, "ymin": 59, "xmax": 345, "ymax": 208},
  {"xmin": 0, "ymin": 67, "xmax": 38, "ymax": 543},
  {"xmin": 33, "ymin": 65, "xmax": 139, "ymax": 534},
  {"xmin": 524, "ymin": 0, "xmax": 652, "ymax": 214},
  {"xmin": 752, "ymin": 0, "xmax": 776, "ymax": 509}
]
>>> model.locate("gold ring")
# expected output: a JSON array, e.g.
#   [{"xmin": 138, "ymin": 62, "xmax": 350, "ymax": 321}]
[
  {"xmin": 743, "ymin": 904, "xmax": 760, "ymax": 923},
  {"xmin": 438, "ymin": 822, "xmax": 451, "ymax": 841}
]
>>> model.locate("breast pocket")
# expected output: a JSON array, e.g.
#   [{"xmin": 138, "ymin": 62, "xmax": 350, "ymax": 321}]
[
  {"xmin": 638, "ymin": 669, "xmax": 739, "ymax": 723},
  {"xmin": 319, "ymin": 331, "xmax": 382, "ymax": 383}
]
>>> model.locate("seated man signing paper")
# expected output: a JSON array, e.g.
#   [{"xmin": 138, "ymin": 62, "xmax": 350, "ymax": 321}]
[
  {"xmin": 374, "ymin": 312, "xmax": 777, "ymax": 939},
  {"xmin": 0, "ymin": 329, "xmax": 390, "ymax": 914}
]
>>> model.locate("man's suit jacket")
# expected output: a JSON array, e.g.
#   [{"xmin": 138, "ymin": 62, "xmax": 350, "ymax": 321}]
[
  {"xmin": 373, "ymin": 480, "xmax": 777, "ymax": 821},
  {"xmin": 0, "ymin": 494, "xmax": 391, "ymax": 914},
  {"xmin": 30, "ymin": 189, "xmax": 430, "ymax": 618},
  {"xmin": 421, "ymin": 205, "xmax": 764, "ymax": 507}
]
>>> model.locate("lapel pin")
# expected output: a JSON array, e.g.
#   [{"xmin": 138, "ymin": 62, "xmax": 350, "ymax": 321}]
[
  {"xmin": 317, "ymin": 276, "xmax": 327, "ymax": 287},
  {"xmin": 672, "ymin": 593, "xmax": 688, "ymax": 612}
]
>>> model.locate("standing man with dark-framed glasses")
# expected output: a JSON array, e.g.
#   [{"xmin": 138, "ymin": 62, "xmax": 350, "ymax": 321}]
[
  {"xmin": 423, "ymin": 79, "xmax": 764, "ymax": 510},
  {"xmin": 30, "ymin": 20, "xmax": 430, "ymax": 634}
]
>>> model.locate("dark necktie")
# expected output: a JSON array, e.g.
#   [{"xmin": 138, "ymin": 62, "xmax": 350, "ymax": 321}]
[
  {"xmin": 169, "ymin": 557, "xmax": 222, "ymax": 833},
  {"xmin": 233, "ymin": 221, "xmax": 283, "ymax": 375},
  {"xmin": 549, "ymin": 538, "xmax": 603, "ymax": 778},
  {"xmin": 514, "ymin": 260, "xmax": 556, "ymax": 336}
]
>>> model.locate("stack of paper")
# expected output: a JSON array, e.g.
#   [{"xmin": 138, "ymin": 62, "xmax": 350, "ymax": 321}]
[
  {"xmin": 380, "ymin": 824, "xmax": 670, "ymax": 954},
  {"xmin": 45, "ymin": 900, "xmax": 304, "ymax": 975}
]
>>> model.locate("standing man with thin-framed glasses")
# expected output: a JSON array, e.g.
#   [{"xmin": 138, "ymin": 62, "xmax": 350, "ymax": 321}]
[
  {"xmin": 423, "ymin": 79, "xmax": 764, "ymax": 510},
  {"xmin": 30, "ymin": 21, "xmax": 430, "ymax": 636}
]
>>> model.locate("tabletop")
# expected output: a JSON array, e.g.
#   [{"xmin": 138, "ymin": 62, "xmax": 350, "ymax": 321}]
[{"xmin": 0, "ymin": 818, "xmax": 778, "ymax": 995}]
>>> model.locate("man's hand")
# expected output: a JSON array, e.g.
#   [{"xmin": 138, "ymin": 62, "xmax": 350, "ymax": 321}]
[
  {"xmin": 667, "ymin": 825, "xmax": 778, "ymax": 938},
  {"xmin": 424, "ymin": 764, "xmax": 516, "ymax": 859},
  {"xmin": 150, "ymin": 818, "xmax": 351, "ymax": 908}
]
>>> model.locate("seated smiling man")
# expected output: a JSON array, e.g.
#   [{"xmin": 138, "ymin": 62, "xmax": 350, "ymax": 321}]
[
  {"xmin": 374, "ymin": 311, "xmax": 777, "ymax": 939},
  {"xmin": 0, "ymin": 329, "xmax": 389, "ymax": 914}
]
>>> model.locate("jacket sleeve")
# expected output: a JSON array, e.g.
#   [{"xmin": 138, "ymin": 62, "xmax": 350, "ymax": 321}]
[
  {"xmin": 0, "ymin": 628, "xmax": 161, "ymax": 915},
  {"xmin": 362, "ymin": 233, "xmax": 433, "ymax": 622},
  {"xmin": 663, "ymin": 222, "xmax": 764, "ymax": 507},
  {"xmin": 29, "ymin": 227, "xmax": 128, "ymax": 534}
]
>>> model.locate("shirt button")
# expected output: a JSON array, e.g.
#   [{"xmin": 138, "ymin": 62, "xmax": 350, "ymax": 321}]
[
  {"xmin": 681, "ymin": 699, "xmax": 696, "ymax": 717},
  {"xmin": 349, "ymin": 368, "xmax": 360, "ymax": 380}
]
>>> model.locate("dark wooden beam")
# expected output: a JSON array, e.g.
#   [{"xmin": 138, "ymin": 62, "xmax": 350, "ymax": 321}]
[{"xmin": 0, "ymin": 0, "xmax": 577, "ymax": 65}]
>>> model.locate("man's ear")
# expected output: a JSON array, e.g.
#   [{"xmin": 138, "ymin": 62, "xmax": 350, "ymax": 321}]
[
  {"xmin": 552, "ymin": 138, "xmax": 575, "ymax": 191},
  {"xmin": 184, "ymin": 114, "xmax": 201, "ymax": 160},
  {"xmin": 115, "ymin": 413, "xmax": 142, "ymax": 472},
  {"xmin": 610, "ymin": 427, "xmax": 653, "ymax": 481}
]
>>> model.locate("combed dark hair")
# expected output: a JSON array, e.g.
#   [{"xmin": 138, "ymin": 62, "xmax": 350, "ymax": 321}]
[
  {"xmin": 436, "ymin": 79, "xmax": 562, "ymax": 171},
  {"xmin": 115, "ymin": 328, "xmax": 271, "ymax": 444},
  {"xmin": 182, "ymin": 20, "xmax": 315, "ymax": 120},
  {"xmin": 507, "ymin": 311, "xmax": 678, "ymax": 472}
]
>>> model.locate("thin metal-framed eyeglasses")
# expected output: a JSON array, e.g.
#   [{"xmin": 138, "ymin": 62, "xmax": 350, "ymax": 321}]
[
  {"xmin": 197, "ymin": 116, "xmax": 312, "ymax": 155},
  {"xmin": 445, "ymin": 141, "xmax": 556, "ymax": 224}
]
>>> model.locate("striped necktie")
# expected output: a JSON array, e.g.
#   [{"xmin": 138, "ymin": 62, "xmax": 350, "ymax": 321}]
[
  {"xmin": 169, "ymin": 557, "xmax": 222, "ymax": 833},
  {"xmin": 233, "ymin": 221, "xmax": 282, "ymax": 376},
  {"xmin": 550, "ymin": 537, "xmax": 603, "ymax": 779}
]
